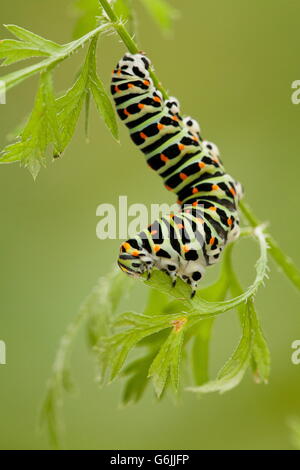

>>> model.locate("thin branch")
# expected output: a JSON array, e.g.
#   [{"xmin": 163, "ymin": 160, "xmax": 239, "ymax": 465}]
[{"xmin": 99, "ymin": 0, "xmax": 169, "ymax": 99}]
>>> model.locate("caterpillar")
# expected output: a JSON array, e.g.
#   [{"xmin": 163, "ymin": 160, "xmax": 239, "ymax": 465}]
[{"xmin": 111, "ymin": 53, "xmax": 243, "ymax": 296}]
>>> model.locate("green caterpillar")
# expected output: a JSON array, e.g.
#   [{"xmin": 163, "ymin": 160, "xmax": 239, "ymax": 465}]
[{"xmin": 111, "ymin": 53, "xmax": 242, "ymax": 296}]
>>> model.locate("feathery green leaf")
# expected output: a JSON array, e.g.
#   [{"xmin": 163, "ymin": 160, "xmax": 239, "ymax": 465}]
[{"xmin": 1, "ymin": 71, "xmax": 62, "ymax": 178}]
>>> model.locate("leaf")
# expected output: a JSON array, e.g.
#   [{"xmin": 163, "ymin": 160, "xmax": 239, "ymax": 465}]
[
  {"xmin": 191, "ymin": 320, "xmax": 214, "ymax": 386},
  {"xmin": 85, "ymin": 89, "xmax": 91, "ymax": 141},
  {"xmin": 148, "ymin": 322, "xmax": 186, "ymax": 397},
  {"xmin": 0, "ymin": 24, "xmax": 63, "ymax": 66},
  {"xmin": 4, "ymin": 25, "xmax": 62, "ymax": 52},
  {"xmin": 56, "ymin": 36, "xmax": 118, "ymax": 150},
  {"xmin": 121, "ymin": 286, "xmax": 171, "ymax": 403},
  {"xmin": 226, "ymin": 244, "xmax": 271, "ymax": 384},
  {"xmin": 250, "ymin": 307, "xmax": 271, "ymax": 384},
  {"xmin": 56, "ymin": 60, "xmax": 90, "ymax": 151},
  {"xmin": 88, "ymin": 38, "xmax": 119, "ymax": 140},
  {"xmin": 98, "ymin": 312, "xmax": 187, "ymax": 381},
  {"xmin": 122, "ymin": 353, "xmax": 155, "ymax": 404},
  {"xmin": 289, "ymin": 418, "xmax": 300, "ymax": 450},
  {"xmin": 0, "ymin": 23, "xmax": 109, "ymax": 91},
  {"xmin": 187, "ymin": 299, "xmax": 254, "ymax": 394},
  {"xmin": 85, "ymin": 270, "xmax": 132, "ymax": 348},
  {"xmin": 142, "ymin": 226, "xmax": 269, "ymax": 319},
  {"xmin": 143, "ymin": 287, "xmax": 170, "ymax": 316},
  {"xmin": 191, "ymin": 253, "xmax": 231, "ymax": 385},
  {"xmin": 0, "ymin": 71, "xmax": 62, "ymax": 178},
  {"xmin": 41, "ymin": 269, "xmax": 130, "ymax": 448},
  {"xmin": 139, "ymin": 0, "xmax": 178, "ymax": 33}
]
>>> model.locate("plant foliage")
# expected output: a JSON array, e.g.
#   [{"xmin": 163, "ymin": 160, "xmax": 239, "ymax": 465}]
[{"xmin": 1, "ymin": 0, "xmax": 299, "ymax": 450}]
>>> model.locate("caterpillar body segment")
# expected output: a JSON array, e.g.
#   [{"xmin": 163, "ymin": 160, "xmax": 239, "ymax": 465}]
[{"xmin": 111, "ymin": 53, "xmax": 243, "ymax": 296}]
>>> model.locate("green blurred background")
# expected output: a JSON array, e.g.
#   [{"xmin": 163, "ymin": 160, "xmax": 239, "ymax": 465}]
[{"xmin": 0, "ymin": 0, "xmax": 300, "ymax": 450}]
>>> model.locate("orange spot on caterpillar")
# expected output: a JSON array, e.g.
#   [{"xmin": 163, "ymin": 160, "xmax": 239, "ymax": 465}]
[
  {"xmin": 199, "ymin": 162, "xmax": 206, "ymax": 169},
  {"xmin": 132, "ymin": 250, "xmax": 139, "ymax": 257},
  {"xmin": 183, "ymin": 245, "xmax": 190, "ymax": 253},
  {"xmin": 178, "ymin": 144, "xmax": 185, "ymax": 151},
  {"xmin": 122, "ymin": 242, "xmax": 131, "ymax": 251},
  {"xmin": 140, "ymin": 132, "xmax": 147, "ymax": 140},
  {"xmin": 165, "ymin": 185, "xmax": 173, "ymax": 191},
  {"xmin": 153, "ymin": 96, "xmax": 161, "ymax": 103},
  {"xmin": 192, "ymin": 187, "xmax": 198, "ymax": 194},
  {"xmin": 209, "ymin": 206, "xmax": 217, "ymax": 211},
  {"xmin": 192, "ymin": 136, "xmax": 199, "ymax": 142},
  {"xmin": 209, "ymin": 237, "xmax": 215, "ymax": 246},
  {"xmin": 151, "ymin": 230, "xmax": 158, "ymax": 235},
  {"xmin": 227, "ymin": 218, "xmax": 233, "ymax": 226},
  {"xmin": 117, "ymin": 69, "xmax": 121, "ymax": 76},
  {"xmin": 180, "ymin": 172, "xmax": 188, "ymax": 180},
  {"xmin": 143, "ymin": 80, "xmax": 150, "ymax": 86},
  {"xmin": 172, "ymin": 116, "xmax": 179, "ymax": 122},
  {"xmin": 154, "ymin": 245, "xmax": 161, "ymax": 253},
  {"xmin": 157, "ymin": 123, "xmax": 165, "ymax": 131},
  {"xmin": 192, "ymin": 201, "xmax": 198, "ymax": 207},
  {"xmin": 138, "ymin": 103, "xmax": 145, "ymax": 109},
  {"xmin": 124, "ymin": 109, "xmax": 131, "ymax": 116},
  {"xmin": 127, "ymin": 83, "xmax": 134, "ymax": 88},
  {"xmin": 230, "ymin": 187, "xmax": 236, "ymax": 196},
  {"xmin": 212, "ymin": 184, "xmax": 219, "ymax": 191},
  {"xmin": 177, "ymin": 200, "xmax": 182, "ymax": 205},
  {"xmin": 213, "ymin": 157, "xmax": 219, "ymax": 164},
  {"xmin": 177, "ymin": 223, "xmax": 184, "ymax": 229},
  {"xmin": 114, "ymin": 86, "xmax": 120, "ymax": 93},
  {"xmin": 160, "ymin": 154, "xmax": 169, "ymax": 162}
]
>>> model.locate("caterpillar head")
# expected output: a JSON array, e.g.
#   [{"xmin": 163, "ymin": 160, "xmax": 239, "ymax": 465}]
[{"xmin": 118, "ymin": 240, "xmax": 153, "ymax": 278}]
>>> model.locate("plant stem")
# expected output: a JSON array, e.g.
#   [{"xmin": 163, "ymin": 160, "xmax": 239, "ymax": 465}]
[
  {"xmin": 100, "ymin": 0, "xmax": 300, "ymax": 293},
  {"xmin": 240, "ymin": 200, "xmax": 300, "ymax": 290},
  {"xmin": 99, "ymin": 0, "xmax": 169, "ymax": 99}
]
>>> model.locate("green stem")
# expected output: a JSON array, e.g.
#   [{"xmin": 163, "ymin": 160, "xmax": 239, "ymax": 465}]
[
  {"xmin": 100, "ymin": 0, "xmax": 300, "ymax": 293},
  {"xmin": 240, "ymin": 201, "xmax": 300, "ymax": 290},
  {"xmin": 99, "ymin": 0, "xmax": 169, "ymax": 99}
]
